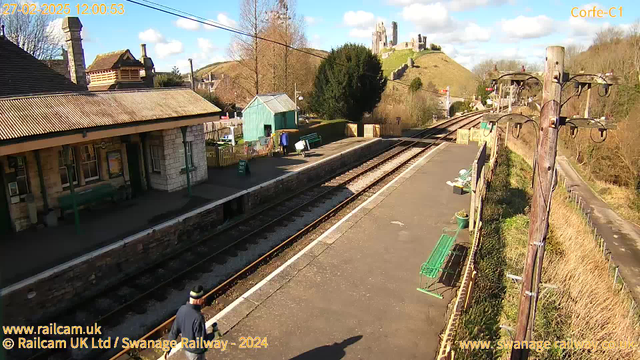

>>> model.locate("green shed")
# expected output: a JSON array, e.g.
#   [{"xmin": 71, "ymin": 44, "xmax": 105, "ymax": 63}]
[{"xmin": 242, "ymin": 93, "xmax": 297, "ymax": 142}]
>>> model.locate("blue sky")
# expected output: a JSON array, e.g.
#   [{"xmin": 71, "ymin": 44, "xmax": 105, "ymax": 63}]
[{"xmin": 47, "ymin": 0, "xmax": 639, "ymax": 72}]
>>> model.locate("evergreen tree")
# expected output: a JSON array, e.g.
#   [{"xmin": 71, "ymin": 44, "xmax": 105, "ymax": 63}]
[
  {"xmin": 410, "ymin": 77, "xmax": 423, "ymax": 93},
  {"xmin": 310, "ymin": 44, "xmax": 386, "ymax": 121}
]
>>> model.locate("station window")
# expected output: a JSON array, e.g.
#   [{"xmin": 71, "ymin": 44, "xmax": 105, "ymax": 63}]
[
  {"xmin": 80, "ymin": 145, "xmax": 99, "ymax": 181},
  {"xmin": 7, "ymin": 156, "xmax": 30, "ymax": 201},
  {"xmin": 58, "ymin": 148, "xmax": 78, "ymax": 187},
  {"xmin": 150, "ymin": 145, "xmax": 163, "ymax": 173}
]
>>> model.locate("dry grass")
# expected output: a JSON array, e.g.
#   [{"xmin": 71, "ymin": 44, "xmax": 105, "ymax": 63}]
[
  {"xmin": 542, "ymin": 190, "xmax": 640, "ymax": 359},
  {"xmin": 403, "ymin": 52, "xmax": 478, "ymax": 97},
  {"xmin": 567, "ymin": 160, "xmax": 640, "ymax": 226},
  {"xmin": 503, "ymin": 136, "xmax": 640, "ymax": 359}
]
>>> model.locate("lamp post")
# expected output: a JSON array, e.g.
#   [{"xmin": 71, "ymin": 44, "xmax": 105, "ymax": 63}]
[{"xmin": 294, "ymin": 83, "xmax": 303, "ymax": 127}]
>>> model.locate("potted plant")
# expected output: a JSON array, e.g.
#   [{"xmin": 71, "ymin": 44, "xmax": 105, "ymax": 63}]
[{"xmin": 455, "ymin": 209, "xmax": 469, "ymax": 229}]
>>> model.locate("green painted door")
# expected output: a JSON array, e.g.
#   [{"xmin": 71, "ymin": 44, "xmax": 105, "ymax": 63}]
[
  {"xmin": 126, "ymin": 143, "xmax": 143, "ymax": 197},
  {"xmin": 0, "ymin": 176, "xmax": 12, "ymax": 234}
]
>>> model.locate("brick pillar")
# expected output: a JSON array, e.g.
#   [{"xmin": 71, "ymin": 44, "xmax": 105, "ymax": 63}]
[{"xmin": 62, "ymin": 17, "xmax": 87, "ymax": 89}]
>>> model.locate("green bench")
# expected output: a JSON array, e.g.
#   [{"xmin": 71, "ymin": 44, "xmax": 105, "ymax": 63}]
[
  {"xmin": 299, "ymin": 133, "xmax": 322, "ymax": 148},
  {"xmin": 417, "ymin": 225, "xmax": 463, "ymax": 299},
  {"xmin": 58, "ymin": 183, "xmax": 117, "ymax": 214}
]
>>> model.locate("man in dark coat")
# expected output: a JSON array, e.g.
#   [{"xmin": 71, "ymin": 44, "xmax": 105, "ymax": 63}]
[{"xmin": 165, "ymin": 285, "xmax": 215, "ymax": 360}]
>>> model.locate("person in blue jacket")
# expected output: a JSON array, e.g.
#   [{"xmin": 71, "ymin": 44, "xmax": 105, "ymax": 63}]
[{"xmin": 280, "ymin": 131, "xmax": 289, "ymax": 155}]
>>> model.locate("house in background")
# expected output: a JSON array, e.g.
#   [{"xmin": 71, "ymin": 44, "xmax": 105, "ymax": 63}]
[
  {"xmin": 86, "ymin": 45, "xmax": 155, "ymax": 90},
  {"xmin": 0, "ymin": 17, "xmax": 221, "ymax": 234},
  {"xmin": 242, "ymin": 93, "xmax": 297, "ymax": 142}
]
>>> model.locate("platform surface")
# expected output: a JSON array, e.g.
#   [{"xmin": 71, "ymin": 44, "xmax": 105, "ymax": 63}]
[
  {"xmin": 170, "ymin": 143, "xmax": 479, "ymax": 360},
  {"xmin": 0, "ymin": 137, "xmax": 376, "ymax": 288}
]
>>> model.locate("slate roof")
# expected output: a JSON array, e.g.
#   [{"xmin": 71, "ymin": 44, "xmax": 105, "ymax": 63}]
[
  {"xmin": 86, "ymin": 49, "xmax": 144, "ymax": 72},
  {"xmin": 248, "ymin": 93, "xmax": 296, "ymax": 114},
  {"xmin": 0, "ymin": 88, "xmax": 221, "ymax": 142},
  {"xmin": 0, "ymin": 36, "xmax": 84, "ymax": 97}
]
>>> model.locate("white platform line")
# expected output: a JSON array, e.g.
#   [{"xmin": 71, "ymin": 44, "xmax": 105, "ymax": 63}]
[{"xmin": 162, "ymin": 142, "xmax": 447, "ymax": 359}]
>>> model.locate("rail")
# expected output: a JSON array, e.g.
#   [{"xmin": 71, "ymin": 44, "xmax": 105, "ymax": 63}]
[
  {"xmin": 15, "ymin": 112, "xmax": 485, "ymax": 360},
  {"xmin": 108, "ymin": 112, "xmax": 485, "ymax": 360}
]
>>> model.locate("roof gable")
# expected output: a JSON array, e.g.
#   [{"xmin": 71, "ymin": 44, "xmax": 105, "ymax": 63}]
[
  {"xmin": 86, "ymin": 49, "xmax": 144, "ymax": 72},
  {"xmin": 246, "ymin": 93, "xmax": 296, "ymax": 114},
  {"xmin": 0, "ymin": 37, "xmax": 84, "ymax": 97}
]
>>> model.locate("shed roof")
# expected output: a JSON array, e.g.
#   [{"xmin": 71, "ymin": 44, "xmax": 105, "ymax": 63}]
[
  {"xmin": 0, "ymin": 36, "xmax": 84, "ymax": 97},
  {"xmin": 0, "ymin": 88, "xmax": 221, "ymax": 142},
  {"xmin": 247, "ymin": 93, "xmax": 296, "ymax": 114},
  {"xmin": 86, "ymin": 49, "xmax": 144, "ymax": 72}
]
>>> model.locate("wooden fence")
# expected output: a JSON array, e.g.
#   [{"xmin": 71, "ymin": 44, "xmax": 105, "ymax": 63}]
[
  {"xmin": 437, "ymin": 129, "xmax": 500, "ymax": 360},
  {"xmin": 206, "ymin": 137, "xmax": 274, "ymax": 168}
]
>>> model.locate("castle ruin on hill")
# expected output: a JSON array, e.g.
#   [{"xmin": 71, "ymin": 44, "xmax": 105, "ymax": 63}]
[{"xmin": 371, "ymin": 21, "xmax": 427, "ymax": 56}]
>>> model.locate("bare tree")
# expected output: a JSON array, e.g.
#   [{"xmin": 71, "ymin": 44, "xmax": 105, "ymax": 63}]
[
  {"xmin": 472, "ymin": 59, "xmax": 495, "ymax": 81},
  {"xmin": 261, "ymin": 0, "xmax": 309, "ymax": 96},
  {"xmin": 564, "ymin": 44, "xmax": 585, "ymax": 73},
  {"xmin": 0, "ymin": 1, "xmax": 62, "ymax": 59},
  {"xmin": 594, "ymin": 27, "xmax": 624, "ymax": 46},
  {"xmin": 229, "ymin": 0, "xmax": 273, "ymax": 96}
]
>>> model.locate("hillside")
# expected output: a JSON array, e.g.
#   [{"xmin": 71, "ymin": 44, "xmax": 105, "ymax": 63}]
[
  {"xmin": 382, "ymin": 51, "xmax": 478, "ymax": 98},
  {"xmin": 195, "ymin": 48, "xmax": 329, "ymax": 79}
]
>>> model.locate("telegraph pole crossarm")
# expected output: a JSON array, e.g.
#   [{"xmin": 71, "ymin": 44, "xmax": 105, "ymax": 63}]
[
  {"xmin": 509, "ymin": 47, "xmax": 617, "ymax": 360},
  {"xmin": 510, "ymin": 46, "xmax": 565, "ymax": 360}
]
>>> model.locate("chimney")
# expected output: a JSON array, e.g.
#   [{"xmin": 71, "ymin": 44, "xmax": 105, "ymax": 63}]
[
  {"xmin": 139, "ymin": 43, "xmax": 155, "ymax": 87},
  {"xmin": 61, "ymin": 17, "xmax": 87, "ymax": 88}
]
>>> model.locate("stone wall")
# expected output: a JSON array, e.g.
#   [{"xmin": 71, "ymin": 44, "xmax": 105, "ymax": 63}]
[
  {"xmin": 1, "ymin": 138, "xmax": 392, "ymax": 325},
  {"xmin": 144, "ymin": 125, "xmax": 207, "ymax": 192},
  {"xmin": 390, "ymin": 63, "xmax": 408, "ymax": 81}
]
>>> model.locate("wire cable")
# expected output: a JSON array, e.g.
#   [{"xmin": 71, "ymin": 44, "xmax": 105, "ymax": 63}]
[{"xmin": 125, "ymin": 0, "xmax": 468, "ymax": 99}]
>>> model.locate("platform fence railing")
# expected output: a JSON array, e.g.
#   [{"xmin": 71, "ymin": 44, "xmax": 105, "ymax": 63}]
[{"xmin": 437, "ymin": 129, "xmax": 500, "ymax": 360}]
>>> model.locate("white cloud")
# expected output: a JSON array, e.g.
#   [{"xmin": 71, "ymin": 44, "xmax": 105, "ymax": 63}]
[
  {"xmin": 568, "ymin": 17, "xmax": 604, "ymax": 36},
  {"xmin": 309, "ymin": 34, "xmax": 324, "ymax": 49},
  {"xmin": 349, "ymin": 28, "xmax": 373, "ymax": 38},
  {"xmin": 501, "ymin": 15, "xmax": 554, "ymax": 39},
  {"xmin": 197, "ymin": 38, "xmax": 215, "ymax": 54},
  {"xmin": 305, "ymin": 16, "xmax": 323, "ymax": 25},
  {"xmin": 138, "ymin": 28, "xmax": 165, "ymax": 43},
  {"xmin": 175, "ymin": 18, "xmax": 200, "ymax": 31},
  {"xmin": 401, "ymin": 3, "xmax": 451, "ymax": 31},
  {"xmin": 46, "ymin": 18, "xmax": 65, "ymax": 46},
  {"xmin": 155, "ymin": 40, "xmax": 184, "ymax": 59},
  {"xmin": 217, "ymin": 13, "xmax": 237, "ymax": 28},
  {"xmin": 343, "ymin": 10, "xmax": 376, "ymax": 27},
  {"xmin": 459, "ymin": 23, "xmax": 492, "ymax": 42}
]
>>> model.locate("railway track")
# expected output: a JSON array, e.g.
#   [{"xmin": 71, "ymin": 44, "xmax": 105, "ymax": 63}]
[{"xmin": 8, "ymin": 112, "xmax": 484, "ymax": 360}]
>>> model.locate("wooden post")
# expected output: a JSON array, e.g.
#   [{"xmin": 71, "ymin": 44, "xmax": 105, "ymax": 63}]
[
  {"xmin": 511, "ymin": 46, "xmax": 564, "ymax": 360},
  {"xmin": 505, "ymin": 122, "xmax": 510, "ymax": 147},
  {"xmin": 469, "ymin": 160, "xmax": 478, "ymax": 231}
]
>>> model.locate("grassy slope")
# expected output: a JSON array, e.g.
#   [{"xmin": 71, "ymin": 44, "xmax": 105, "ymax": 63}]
[
  {"xmin": 195, "ymin": 48, "xmax": 329, "ymax": 79},
  {"xmin": 456, "ymin": 146, "xmax": 639, "ymax": 359},
  {"xmin": 380, "ymin": 49, "xmax": 436, "ymax": 77},
  {"xmin": 381, "ymin": 51, "xmax": 478, "ymax": 99}
]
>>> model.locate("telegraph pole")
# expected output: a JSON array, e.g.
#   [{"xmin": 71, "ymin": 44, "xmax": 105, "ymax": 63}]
[{"xmin": 511, "ymin": 46, "xmax": 564, "ymax": 360}]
